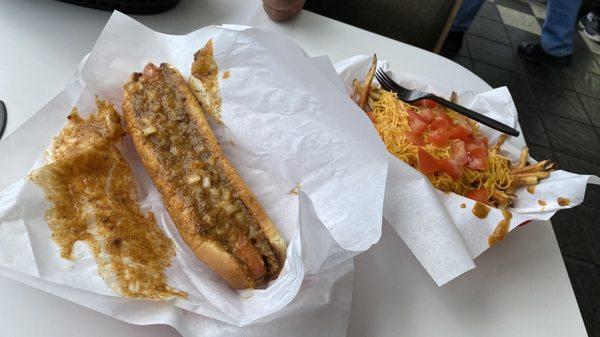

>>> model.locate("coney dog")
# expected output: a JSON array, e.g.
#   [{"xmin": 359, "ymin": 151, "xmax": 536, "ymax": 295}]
[{"xmin": 122, "ymin": 62, "xmax": 286, "ymax": 289}]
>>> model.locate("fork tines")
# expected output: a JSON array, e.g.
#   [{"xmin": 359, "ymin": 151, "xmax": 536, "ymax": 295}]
[
  {"xmin": 375, "ymin": 69, "xmax": 392, "ymax": 92},
  {"xmin": 375, "ymin": 68, "xmax": 407, "ymax": 96}
]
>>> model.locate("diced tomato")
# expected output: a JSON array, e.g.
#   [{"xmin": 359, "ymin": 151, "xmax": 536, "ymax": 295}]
[
  {"xmin": 465, "ymin": 134, "xmax": 483, "ymax": 145},
  {"xmin": 451, "ymin": 140, "xmax": 468, "ymax": 165},
  {"xmin": 405, "ymin": 131, "xmax": 425, "ymax": 146},
  {"xmin": 456, "ymin": 115, "xmax": 469, "ymax": 124},
  {"xmin": 426, "ymin": 127, "xmax": 453, "ymax": 146},
  {"xmin": 466, "ymin": 189, "xmax": 490, "ymax": 204},
  {"xmin": 466, "ymin": 145, "xmax": 489, "ymax": 170},
  {"xmin": 417, "ymin": 148, "xmax": 441, "ymax": 174},
  {"xmin": 429, "ymin": 116, "xmax": 451, "ymax": 131},
  {"xmin": 419, "ymin": 108, "xmax": 435, "ymax": 122},
  {"xmin": 432, "ymin": 104, "xmax": 447, "ymax": 118},
  {"xmin": 414, "ymin": 99, "xmax": 438, "ymax": 109},
  {"xmin": 449, "ymin": 124, "xmax": 472, "ymax": 141},
  {"xmin": 408, "ymin": 110, "xmax": 428, "ymax": 135},
  {"xmin": 432, "ymin": 107, "xmax": 452, "ymax": 122},
  {"xmin": 418, "ymin": 147, "xmax": 465, "ymax": 180},
  {"xmin": 472, "ymin": 136, "xmax": 488, "ymax": 146},
  {"xmin": 465, "ymin": 141, "xmax": 484, "ymax": 152},
  {"xmin": 437, "ymin": 158, "xmax": 464, "ymax": 180}
]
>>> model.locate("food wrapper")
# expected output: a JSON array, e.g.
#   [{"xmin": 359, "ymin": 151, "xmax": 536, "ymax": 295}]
[
  {"xmin": 336, "ymin": 55, "xmax": 600, "ymax": 286},
  {"xmin": 0, "ymin": 13, "xmax": 389, "ymax": 336}
]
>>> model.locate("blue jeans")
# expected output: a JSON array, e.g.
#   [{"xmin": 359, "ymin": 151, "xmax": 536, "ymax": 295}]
[
  {"xmin": 451, "ymin": 0, "xmax": 485, "ymax": 32},
  {"xmin": 452, "ymin": 0, "xmax": 582, "ymax": 56},
  {"xmin": 541, "ymin": 0, "xmax": 583, "ymax": 56}
]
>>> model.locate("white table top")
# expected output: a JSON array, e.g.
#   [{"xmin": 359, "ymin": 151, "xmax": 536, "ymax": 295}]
[{"xmin": 0, "ymin": 0, "xmax": 587, "ymax": 336}]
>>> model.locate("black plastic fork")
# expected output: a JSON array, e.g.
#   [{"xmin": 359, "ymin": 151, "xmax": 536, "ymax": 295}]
[{"xmin": 375, "ymin": 69, "xmax": 519, "ymax": 137}]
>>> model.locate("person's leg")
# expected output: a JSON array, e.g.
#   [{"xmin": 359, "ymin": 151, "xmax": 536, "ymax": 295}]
[
  {"xmin": 451, "ymin": 0, "xmax": 487, "ymax": 32},
  {"xmin": 442, "ymin": 0, "xmax": 486, "ymax": 57},
  {"xmin": 541, "ymin": 0, "xmax": 583, "ymax": 56},
  {"xmin": 518, "ymin": 0, "xmax": 583, "ymax": 67}
]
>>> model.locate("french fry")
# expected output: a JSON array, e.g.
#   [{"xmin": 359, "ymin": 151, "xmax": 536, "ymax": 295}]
[
  {"xmin": 353, "ymin": 79, "xmax": 363, "ymax": 94},
  {"xmin": 492, "ymin": 189, "xmax": 515, "ymax": 203},
  {"xmin": 544, "ymin": 161, "xmax": 557, "ymax": 171},
  {"xmin": 510, "ymin": 160, "xmax": 552, "ymax": 174},
  {"xmin": 514, "ymin": 176, "xmax": 538, "ymax": 186},
  {"xmin": 367, "ymin": 97, "xmax": 377, "ymax": 109},
  {"xmin": 359, "ymin": 54, "xmax": 377, "ymax": 111},
  {"xmin": 369, "ymin": 88, "xmax": 381, "ymax": 100},
  {"xmin": 492, "ymin": 134, "xmax": 508, "ymax": 153},
  {"xmin": 513, "ymin": 171, "xmax": 550, "ymax": 180},
  {"xmin": 518, "ymin": 147, "xmax": 529, "ymax": 169},
  {"xmin": 450, "ymin": 91, "xmax": 458, "ymax": 103}
]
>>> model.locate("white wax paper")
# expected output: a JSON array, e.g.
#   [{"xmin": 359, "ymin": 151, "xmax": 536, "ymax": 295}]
[
  {"xmin": 336, "ymin": 55, "xmax": 600, "ymax": 286},
  {"xmin": 0, "ymin": 13, "xmax": 389, "ymax": 336}
]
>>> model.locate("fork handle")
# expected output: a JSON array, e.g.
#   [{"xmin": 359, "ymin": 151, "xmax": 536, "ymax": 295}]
[{"xmin": 426, "ymin": 95, "xmax": 520, "ymax": 137}]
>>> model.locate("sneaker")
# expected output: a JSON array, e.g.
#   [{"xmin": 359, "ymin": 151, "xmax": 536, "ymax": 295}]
[
  {"xmin": 578, "ymin": 11, "xmax": 600, "ymax": 43},
  {"xmin": 441, "ymin": 31, "xmax": 465, "ymax": 58},
  {"xmin": 517, "ymin": 42, "xmax": 572, "ymax": 68}
]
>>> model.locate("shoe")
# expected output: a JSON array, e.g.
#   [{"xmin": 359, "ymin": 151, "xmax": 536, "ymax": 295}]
[
  {"xmin": 441, "ymin": 31, "xmax": 465, "ymax": 58},
  {"xmin": 578, "ymin": 11, "xmax": 600, "ymax": 43},
  {"xmin": 517, "ymin": 42, "xmax": 572, "ymax": 68}
]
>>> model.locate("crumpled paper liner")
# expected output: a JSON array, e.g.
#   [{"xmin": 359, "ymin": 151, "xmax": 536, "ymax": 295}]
[{"xmin": 336, "ymin": 55, "xmax": 600, "ymax": 286}]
